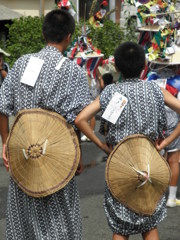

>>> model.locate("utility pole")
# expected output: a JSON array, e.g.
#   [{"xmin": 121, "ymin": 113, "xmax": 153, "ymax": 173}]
[
  {"xmin": 76, "ymin": 0, "xmax": 79, "ymax": 23},
  {"xmin": 115, "ymin": 0, "xmax": 121, "ymax": 24},
  {"xmin": 40, "ymin": 0, "xmax": 45, "ymax": 17},
  {"xmin": 109, "ymin": 0, "xmax": 116, "ymax": 22}
]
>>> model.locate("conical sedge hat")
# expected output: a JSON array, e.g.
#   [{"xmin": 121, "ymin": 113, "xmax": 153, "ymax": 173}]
[
  {"xmin": 105, "ymin": 134, "xmax": 171, "ymax": 216},
  {"xmin": 6, "ymin": 109, "xmax": 80, "ymax": 198}
]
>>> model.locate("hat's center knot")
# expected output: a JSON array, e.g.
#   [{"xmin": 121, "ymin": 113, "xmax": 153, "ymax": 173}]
[
  {"xmin": 138, "ymin": 171, "xmax": 148, "ymax": 182},
  {"xmin": 27, "ymin": 144, "xmax": 43, "ymax": 159},
  {"xmin": 132, "ymin": 164, "xmax": 152, "ymax": 189},
  {"xmin": 22, "ymin": 139, "xmax": 48, "ymax": 160}
]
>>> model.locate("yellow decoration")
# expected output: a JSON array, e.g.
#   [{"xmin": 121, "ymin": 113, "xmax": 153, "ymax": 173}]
[
  {"xmin": 148, "ymin": 53, "xmax": 159, "ymax": 61},
  {"xmin": 169, "ymin": 5, "xmax": 175, "ymax": 12}
]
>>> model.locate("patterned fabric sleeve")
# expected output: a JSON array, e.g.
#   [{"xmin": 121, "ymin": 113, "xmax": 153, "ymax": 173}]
[
  {"xmin": 150, "ymin": 81, "xmax": 167, "ymax": 138},
  {"xmin": 0, "ymin": 61, "xmax": 18, "ymax": 116},
  {"xmin": 65, "ymin": 65, "xmax": 91, "ymax": 124},
  {"xmin": 99, "ymin": 84, "xmax": 114, "ymax": 112}
]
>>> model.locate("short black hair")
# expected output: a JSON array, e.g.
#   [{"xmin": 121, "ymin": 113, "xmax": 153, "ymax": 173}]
[
  {"xmin": 114, "ymin": 42, "xmax": 145, "ymax": 79},
  {"xmin": 42, "ymin": 9, "xmax": 75, "ymax": 44},
  {"xmin": 102, "ymin": 73, "xmax": 113, "ymax": 86}
]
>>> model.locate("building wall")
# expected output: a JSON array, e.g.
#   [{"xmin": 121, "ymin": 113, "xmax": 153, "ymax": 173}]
[
  {"xmin": 0, "ymin": 0, "xmax": 55, "ymax": 17},
  {"xmin": 0, "ymin": 0, "xmax": 119, "ymax": 22}
]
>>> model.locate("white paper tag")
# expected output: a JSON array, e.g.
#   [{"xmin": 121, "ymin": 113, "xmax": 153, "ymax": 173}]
[
  {"xmin": 55, "ymin": 57, "xmax": 67, "ymax": 70},
  {"xmin": 20, "ymin": 57, "xmax": 44, "ymax": 87},
  {"xmin": 165, "ymin": 46, "xmax": 175, "ymax": 55},
  {"xmin": 102, "ymin": 92, "xmax": 128, "ymax": 124},
  {"xmin": 154, "ymin": 79, "xmax": 167, "ymax": 89},
  {"xmin": 150, "ymin": 5, "xmax": 158, "ymax": 13}
]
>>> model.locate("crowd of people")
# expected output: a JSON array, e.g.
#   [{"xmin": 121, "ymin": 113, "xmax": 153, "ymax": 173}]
[{"xmin": 0, "ymin": 7, "xmax": 180, "ymax": 240}]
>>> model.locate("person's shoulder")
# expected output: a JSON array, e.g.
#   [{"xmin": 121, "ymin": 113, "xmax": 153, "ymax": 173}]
[
  {"xmin": 101, "ymin": 83, "xmax": 115, "ymax": 96},
  {"xmin": 11, "ymin": 53, "xmax": 32, "ymax": 69},
  {"xmin": 144, "ymin": 80, "xmax": 156, "ymax": 86},
  {"xmin": 106, "ymin": 83, "xmax": 116, "ymax": 90},
  {"xmin": 16, "ymin": 53, "xmax": 32, "ymax": 63},
  {"xmin": 147, "ymin": 80, "xmax": 162, "ymax": 90},
  {"xmin": 145, "ymin": 80, "xmax": 164, "ymax": 100},
  {"xmin": 67, "ymin": 58, "xmax": 82, "ymax": 70},
  {"xmin": 65, "ymin": 58, "xmax": 86, "ymax": 75}
]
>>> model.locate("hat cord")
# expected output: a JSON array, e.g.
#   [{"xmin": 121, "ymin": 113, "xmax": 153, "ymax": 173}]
[
  {"xmin": 22, "ymin": 149, "xmax": 28, "ymax": 160},
  {"xmin": 42, "ymin": 139, "xmax": 48, "ymax": 154},
  {"xmin": 132, "ymin": 164, "xmax": 152, "ymax": 189}
]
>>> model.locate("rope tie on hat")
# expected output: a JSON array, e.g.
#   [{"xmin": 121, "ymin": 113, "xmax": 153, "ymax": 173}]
[
  {"xmin": 22, "ymin": 139, "xmax": 48, "ymax": 160},
  {"xmin": 22, "ymin": 149, "xmax": 28, "ymax": 160},
  {"xmin": 42, "ymin": 139, "xmax": 48, "ymax": 154},
  {"xmin": 132, "ymin": 164, "xmax": 152, "ymax": 188}
]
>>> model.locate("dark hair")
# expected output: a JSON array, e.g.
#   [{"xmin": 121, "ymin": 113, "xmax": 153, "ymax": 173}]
[
  {"xmin": 102, "ymin": 73, "xmax": 113, "ymax": 86},
  {"xmin": 42, "ymin": 9, "xmax": 75, "ymax": 44},
  {"xmin": 114, "ymin": 42, "xmax": 145, "ymax": 79}
]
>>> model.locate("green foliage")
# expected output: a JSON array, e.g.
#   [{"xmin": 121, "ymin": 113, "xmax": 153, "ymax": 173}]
[
  {"xmin": 5, "ymin": 16, "xmax": 45, "ymax": 67},
  {"xmin": 88, "ymin": 20, "xmax": 125, "ymax": 59},
  {"xmin": 72, "ymin": 20, "xmax": 125, "ymax": 59},
  {"xmin": 3, "ymin": 16, "xmax": 125, "ymax": 66}
]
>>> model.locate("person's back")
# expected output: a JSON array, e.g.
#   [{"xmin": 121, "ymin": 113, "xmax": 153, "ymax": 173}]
[
  {"xmin": 100, "ymin": 79, "xmax": 166, "ymax": 146},
  {"xmin": 4, "ymin": 47, "xmax": 88, "ymax": 123},
  {"xmin": 75, "ymin": 42, "xmax": 167, "ymax": 240},
  {"xmin": 0, "ymin": 9, "xmax": 90, "ymax": 240},
  {"xmin": 101, "ymin": 42, "xmax": 167, "ymax": 240}
]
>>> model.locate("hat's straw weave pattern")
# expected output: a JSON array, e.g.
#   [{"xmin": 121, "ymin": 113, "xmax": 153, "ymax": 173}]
[
  {"xmin": 7, "ymin": 109, "xmax": 80, "ymax": 198},
  {"xmin": 106, "ymin": 134, "xmax": 171, "ymax": 216}
]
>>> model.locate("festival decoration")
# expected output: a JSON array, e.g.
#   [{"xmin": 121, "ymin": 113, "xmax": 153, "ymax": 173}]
[
  {"xmin": 125, "ymin": 0, "xmax": 180, "ymax": 62},
  {"xmin": 89, "ymin": 1, "xmax": 108, "ymax": 28},
  {"xmin": 60, "ymin": 1, "xmax": 116, "ymax": 89},
  {"xmin": 122, "ymin": 0, "xmax": 180, "ymax": 97},
  {"xmin": 56, "ymin": 0, "xmax": 76, "ymax": 16},
  {"xmin": 147, "ymin": 71, "xmax": 180, "ymax": 95},
  {"xmin": 65, "ymin": 24, "xmax": 103, "ymax": 88}
]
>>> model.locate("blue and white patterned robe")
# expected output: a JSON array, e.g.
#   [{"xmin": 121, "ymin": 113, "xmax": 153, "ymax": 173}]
[
  {"xmin": 100, "ymin": 78, "xmax": 167, "ymax": 235},
  {"xmin": 0, "ymin": 45, "xmax": 90, "ymax": 240}
]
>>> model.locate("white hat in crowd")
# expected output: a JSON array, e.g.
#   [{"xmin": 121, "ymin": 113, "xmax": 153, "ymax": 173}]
[{"xmin": 0, "ymin": 48, "xmax": 10, "ymax": 57}]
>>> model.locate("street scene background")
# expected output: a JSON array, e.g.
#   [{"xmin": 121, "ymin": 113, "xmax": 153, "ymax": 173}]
[{"xmin": 0, "ymin": 116, "xmax": 180, "ymax": 240}]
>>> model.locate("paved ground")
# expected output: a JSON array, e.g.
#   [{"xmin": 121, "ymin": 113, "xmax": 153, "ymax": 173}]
[{"xmin": 0, "ymin": 117, "xmax": 180, "ymax": 239}]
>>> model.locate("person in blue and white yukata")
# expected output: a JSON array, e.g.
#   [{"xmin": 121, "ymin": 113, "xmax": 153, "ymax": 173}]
[
  {"xmin": 0, "ymin": 9, "xmax": 90, "ymax": 240},
  {"xmin": 75, "ymin": 42, "xmax": 168, "ymax": 240}
]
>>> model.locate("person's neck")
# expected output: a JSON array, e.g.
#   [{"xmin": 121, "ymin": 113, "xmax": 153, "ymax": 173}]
[{"xmin": 47, "ymin": 43, "xmax": 65, "ymax": 53}]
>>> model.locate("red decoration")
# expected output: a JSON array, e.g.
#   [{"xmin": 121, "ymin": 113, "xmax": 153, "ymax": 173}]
[
  {"xmin": 166, "ymin": 84, "xmax": 178, "ymax": 96},
  {"xmin": 100, "ymin": 1, "xmax": 108, "ymax": 7}
]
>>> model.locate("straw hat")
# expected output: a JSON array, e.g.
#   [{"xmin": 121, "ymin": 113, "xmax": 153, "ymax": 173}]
[
  {"xmin": 6, "ymin": 108, "xmax": 80, "ymax": 198},
  {"xmin": 106, "ymin": 134, "xmax": 171, "ymax": 216}
]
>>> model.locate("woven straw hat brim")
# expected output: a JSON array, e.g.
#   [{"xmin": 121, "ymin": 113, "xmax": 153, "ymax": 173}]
[
  {"xmin": 106, "ymin": 134, "xmax": 171, "ymax": 216},
  {"xmin": 7, "ymin": 109, "xmax": 80, "ymax": 198}
]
